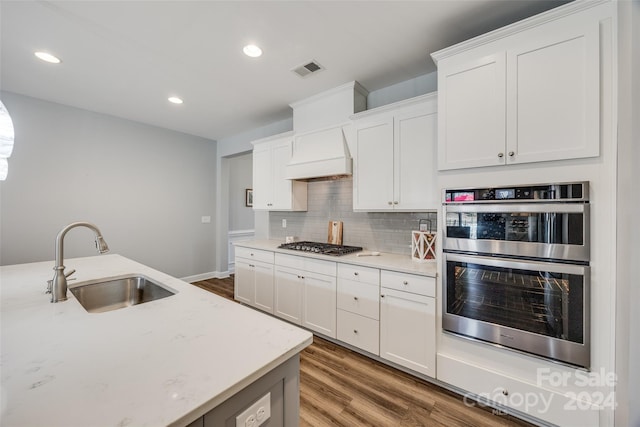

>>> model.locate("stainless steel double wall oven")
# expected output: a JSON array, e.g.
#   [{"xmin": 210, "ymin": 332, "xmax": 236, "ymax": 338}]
[{"xmin": 442, "ymin": 182, "xmax": 590, "ymax": 368}]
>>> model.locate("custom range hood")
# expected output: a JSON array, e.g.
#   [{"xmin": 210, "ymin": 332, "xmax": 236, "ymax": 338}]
[
  {"xmin": 285, "ymin": 125, "xmax": 352, "ymax": 180},
  {"xmin": 286, "ymin": 81, "xmax": 368, "ymax": 180}
]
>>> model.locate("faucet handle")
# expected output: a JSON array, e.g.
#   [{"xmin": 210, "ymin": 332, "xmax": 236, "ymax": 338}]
[
  {"xmin": 46, "ymin": 279, "xmax": 52, "ymax": 294},
  {"xmin": 65, "ymin": 269, "xmax": 76, "ymax": 278}
]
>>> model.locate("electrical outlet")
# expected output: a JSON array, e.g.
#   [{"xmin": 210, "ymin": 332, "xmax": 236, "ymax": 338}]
[
  {"xmin": 201, "ymin": 216, "xmax": 211, "ymax": 224},
  {"xmin": 235, "ymin": 392, "xmax": 271, "ymax": 427},
  {"xmin": 282, "ymin": 219, "xmax": 287, "ymax": 228}
]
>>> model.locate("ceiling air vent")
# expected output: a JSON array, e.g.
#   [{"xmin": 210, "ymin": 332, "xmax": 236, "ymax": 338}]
[{"xmin": 291, "ymin": 60, "xmax": 325, "ymax": 78}]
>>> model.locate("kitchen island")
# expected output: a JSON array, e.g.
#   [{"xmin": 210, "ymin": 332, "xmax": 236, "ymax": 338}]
[{"xmin": 0, "ymin": 254, "xmax": 313, "ymax": 426}]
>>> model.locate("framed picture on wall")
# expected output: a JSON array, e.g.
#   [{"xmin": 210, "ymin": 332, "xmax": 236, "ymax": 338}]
[{"xmin": 245, "ymin": 189, "xmax": 253, "ymax": 207}]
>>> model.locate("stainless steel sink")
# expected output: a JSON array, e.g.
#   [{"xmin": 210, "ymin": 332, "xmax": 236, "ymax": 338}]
[{"xmin": 69, "ymin": 275, "xmax": 176, "ymax": 313}]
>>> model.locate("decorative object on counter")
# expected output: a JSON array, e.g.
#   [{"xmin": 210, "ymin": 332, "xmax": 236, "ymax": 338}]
[
  {"xmin": 245, "ymin": 189, "xmax": 253, "ymax": 207},
  {"xmin": 356, "ymin": 251, "xmax": 380, "ymax": 257},
  {"xmin": 285, "ymin": 236, "xmax": 296, "ymax": 243},
  {"xmin": 327, "ymin": 220, "xmax": 343, "ymax": 245},
  {"xmin": 412, "ymin": 219, "xmax": 436, "ymax": 262}
]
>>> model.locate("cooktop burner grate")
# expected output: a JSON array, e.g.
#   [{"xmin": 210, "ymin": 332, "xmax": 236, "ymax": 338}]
[{"xmin": 278, "ymin": 241, "xmax": 363, "ymax": 256}]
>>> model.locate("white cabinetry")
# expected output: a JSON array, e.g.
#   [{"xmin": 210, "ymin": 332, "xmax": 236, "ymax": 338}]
[
  {"xmin": 252, "ymin": 132, "xmax": 307, "ymax": 211},
  {"xmin": 433, "ymin": 6, "xmax": 601, "ymax": 170},
  {"xmin": 336, "ymin": 264, "xmax": 380, "ymax": 355},
  {"xmin": 438, "ymin": 354, "xmax": 600, "ymax": 427},
  {"xmin": 234, "ymin": 247, "xmax": 274, "ymax": 313},
  {"xmin": 274, "ymin": 254, "xmax": 337, "ymax": 338},
  {"xmin": 352, "ymin": 94, "xmax": 438, "ymax": 211},
  {"xmin": 379, "ymin": 270, "xmax": 436, "ymax": 377}
]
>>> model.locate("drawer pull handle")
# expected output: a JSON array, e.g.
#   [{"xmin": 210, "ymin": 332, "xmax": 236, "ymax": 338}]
[
  {"xmin": 353, "ymin": 329, "xmax": 358, "ymax": 334},
  {"xmin": 354, "ymin": 272, "xmax": 359, "ymax": 276},
  {"xmin": 403, "ymin": 281, "xmax": 408, "ymax": 285},
  {"xmin": 502, "ymin": 389, "xmax": 509, "ymax": 396}
]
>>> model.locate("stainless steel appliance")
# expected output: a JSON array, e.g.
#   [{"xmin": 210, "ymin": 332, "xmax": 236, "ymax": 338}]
[
  {"xmin": 278, "ymin": 241, "xmax": 363, "ymax": 256},
  {"xmin": 442, "ymin": 182, "xmax": 590, "ymax": 368}
]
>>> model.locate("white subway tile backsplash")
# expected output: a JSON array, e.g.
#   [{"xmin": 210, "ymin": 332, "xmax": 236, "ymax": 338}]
[{"xmin": 269, "ymin": 177, "xmax": 437, "ymax": 255}]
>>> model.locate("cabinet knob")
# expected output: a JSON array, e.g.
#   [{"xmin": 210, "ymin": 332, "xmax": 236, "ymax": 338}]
[
  {"xmin": 498, "ymin": 152, "xmax": 504, "ymax": 158},
  {"xmin": 508, "ymin": 151, "xmax": 515, "ymax": 157},
  {"xmin": 353, "ymin": 296, "xmax": 358, "ymax": 301},
  {"xmin": 354, "ymin": 272, "xmax": 359, "ymax": 276},
  {"xmin": 403, "ymin": 281, "xmax": 408, "ymax": 285},
  {"xmin": 502, "ymin": 389, "xmax": 509, "ymax": 396},
  {"xmin": 300, "ymin": 276, "xmax": 305, "ymax": 279},
  {"xmin": 250, "ymin": 253, "xmax": 254, "ymax": 256},
  {"xmin": 353, "ymin": 329, "xmax": 358, "ymax": 334},
  {"xmin": 381, "ymin": 294, "xmax": 385, "ymax": 298},
  {"xmin": 388, "ymin": 201, "xmax": 393, "ymax": 205},
  {"xmin": 393, "ymin": 201, "xmax": 398, "ymax": 205}
]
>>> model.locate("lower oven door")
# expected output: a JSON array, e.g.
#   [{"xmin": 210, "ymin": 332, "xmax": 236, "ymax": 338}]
[{"xmin": 443, "ymin": 252, "xmax": 590, "ymax": 368}]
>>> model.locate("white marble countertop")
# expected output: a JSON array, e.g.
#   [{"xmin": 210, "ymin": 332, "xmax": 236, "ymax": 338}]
[
  {"xmin": 234, "ymin": 240, "xmax": 437, "ymax": 277},
  {"xmin": 0, "ymin": 254, "xmax": 313, "ymax": 427}
]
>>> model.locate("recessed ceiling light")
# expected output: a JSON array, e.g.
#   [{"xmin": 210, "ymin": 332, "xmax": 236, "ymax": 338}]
[
  {"xmin": 168, "ymin": 96, "xmax": 183, "ymax": 104},
  {"xmin": 243, "ymin": 44, "xmax": 262, "ymax": 58},
  {"xmin": 34, "ymin": 52, "xmax": 61, "ymax": 64}
]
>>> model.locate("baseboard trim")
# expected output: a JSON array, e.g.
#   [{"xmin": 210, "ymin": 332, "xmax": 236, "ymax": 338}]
[{"xmin": 181, "ymin": 271, "xmax": 230, "ymax": 283}]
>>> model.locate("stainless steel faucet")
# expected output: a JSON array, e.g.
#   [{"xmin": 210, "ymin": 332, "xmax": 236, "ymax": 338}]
[{"xmin": 47, "ymin": 222, "xmax": 110, "ymax": 303}]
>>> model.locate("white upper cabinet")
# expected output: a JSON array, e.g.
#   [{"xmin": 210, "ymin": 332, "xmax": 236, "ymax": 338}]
[
  {"xmin": 433, "ymin": 3, "xmax": 602, "ymax": 170},
  {"xmin": 352, "ymin": 94, "xmax": 438, "ymax": 211},
  {"xmin": 252, "ymin": 132, "xmax": 307, "ymax": 211}
]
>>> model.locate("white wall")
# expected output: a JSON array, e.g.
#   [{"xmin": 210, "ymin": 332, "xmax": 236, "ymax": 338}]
[
  {"xmin": 0, "ymin": 92, "xmax": 217, "ymax": 279},
  {"xmin": 227, "ymin": 152, "xmax": 254, "ymax": 231}
]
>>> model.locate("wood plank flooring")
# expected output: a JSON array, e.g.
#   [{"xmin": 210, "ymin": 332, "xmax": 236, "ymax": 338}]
[{"xmin": 192, "ymin": 277, "xmax": 535, "ymax": 427}]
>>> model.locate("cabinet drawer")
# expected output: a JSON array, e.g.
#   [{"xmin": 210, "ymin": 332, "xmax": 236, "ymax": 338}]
[
  {"xmin": 275, "ymin": 253, "xmax": 336, "ymax": 276},
  {"xmin": 235, "ymin": 247, "xmax": 274, "ymax": 264},
  {"xmin": 380, "ymin": 270, "xmax": 435, "ymax": 297},
  {"xmin": 437, "ymin": 354, "xmax": 600, "ymax": 427},
  {"xmin": 337, "ymin": 264, "xmax": 379, "ymax": 284},
  {"xmin": 337, "ymin": 310, "xmax": 379, "ymax": 355},
  {"xmin": 337, "ymin": 279, "xmax": 379, "ymax": 320}
]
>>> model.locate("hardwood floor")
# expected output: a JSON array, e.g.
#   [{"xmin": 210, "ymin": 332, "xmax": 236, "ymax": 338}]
[{"xmin": 192, "ymin": 277, "xmax": 534, "ymax": 427}]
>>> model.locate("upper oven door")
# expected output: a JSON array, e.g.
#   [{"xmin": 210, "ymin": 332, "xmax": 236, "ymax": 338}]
[{"xmin": 444, "ymin": 203, "xmax": 589, "ymax": 262}]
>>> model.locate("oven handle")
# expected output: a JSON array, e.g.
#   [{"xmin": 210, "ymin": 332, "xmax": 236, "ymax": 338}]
[
  {"xmin": 444, "ymin": 203, "xmax": 587, "ymax": 214},
  {"xmin": 443, "ymin": 252, "xmax": 589, "ymax": 275}
]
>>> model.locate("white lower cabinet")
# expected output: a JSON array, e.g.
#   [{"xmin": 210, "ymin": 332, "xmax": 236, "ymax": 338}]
[
  {"xmin": 337, "ymin": 310, "xmax": 379, "ymax": 355},
  {"xmin": 380, "ymin": 270, "xmax": 436, "ymax": 378},
  {"xmin": 437, "ymin": 354, "xmax": 600, "ymax": 427},
  {"xmin": 336, "ymin": 264, "xmax": 380, "ymax": 355},
  {"xmin": 234, "ymin": 248, "xmax": 275, "ymax": 314},
  {"xmin": 274, "ymin": 254, "xmax": 337, "ymax": 338},
  {"xmin": 273, "ymin": 266, "xmax": 303, "ymax": 324}
]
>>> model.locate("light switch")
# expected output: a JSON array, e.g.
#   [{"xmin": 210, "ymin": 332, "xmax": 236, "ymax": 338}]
[{"xmin": 201, "ymin": 216, "xmax": 211, "ymax": 223}]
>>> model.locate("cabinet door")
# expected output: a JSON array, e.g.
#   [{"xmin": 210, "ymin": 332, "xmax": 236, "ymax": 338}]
[
  {"xmin": 270, "ymin": 142, "xmax": 293, "ymax": 209},
  {"xmin": 353, "ymin": 117, "xmax": 394, "ymax": 210},
  {"xmin": 438, "ymin": 53, "xmax": 507, "ymax": 170},
  {"xmin": 506, "ymin": 22, "xmax": 599, "ymax": 164},
  {"xmin": 302, "ymin": 272, "xmax": 337, "ymax": 338},
  {"xmin": 253, "ymin": 262, "xmax": 274, "ymax": 314},
  {"xmin": 394, "ymin": 110, "xmax": 438, "ymax": 210},
  {"xmin": 252, "ymin": 146, "xmax": 272, "ymax": 210},
  {"xmin": 380, "ymin": 288, "xmax": 436, "ymax": 377},
  {"xmin": 234, "ymin": 258, "xmax": 254, "ymax": 306},
  {"xmin": 274, "ymin": 266, "xmax": 302, "ymax": 325}
]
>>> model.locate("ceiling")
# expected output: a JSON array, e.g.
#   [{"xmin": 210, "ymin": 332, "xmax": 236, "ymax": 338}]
[{"xmin": 0, "ymin": 1, "xmax": 569, "ymax": 142}]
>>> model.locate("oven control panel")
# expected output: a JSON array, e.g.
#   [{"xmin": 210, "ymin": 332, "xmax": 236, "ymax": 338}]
[{"xmin": 444, "ymin": 182, "xmax": 588, "ymax": 203}]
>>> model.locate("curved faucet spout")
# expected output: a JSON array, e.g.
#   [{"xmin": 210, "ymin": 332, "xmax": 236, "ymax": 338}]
[{"xmin": 49, "ymin": 222, "xmax": 110, "ymax": 303}]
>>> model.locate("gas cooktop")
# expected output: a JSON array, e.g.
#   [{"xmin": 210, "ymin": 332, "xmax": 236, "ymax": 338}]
[{"xmin": 278, "ymin": 241, "xmax": 363, "ymax": 256}]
